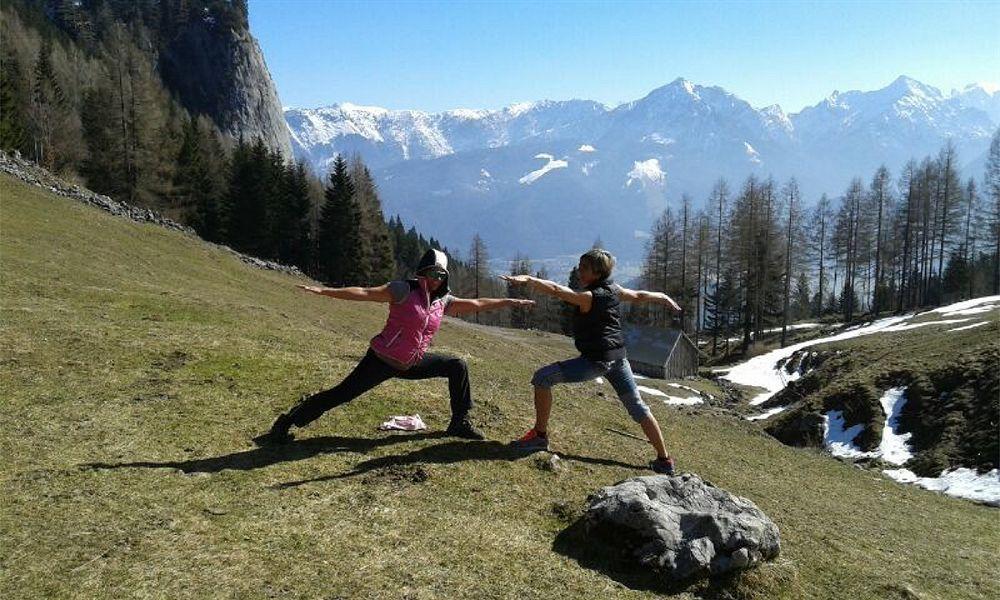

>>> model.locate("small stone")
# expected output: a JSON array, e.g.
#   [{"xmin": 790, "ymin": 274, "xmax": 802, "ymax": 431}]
[{"xmin": 731, "ymin": 547, "xmax": 750, "ymax": 568}]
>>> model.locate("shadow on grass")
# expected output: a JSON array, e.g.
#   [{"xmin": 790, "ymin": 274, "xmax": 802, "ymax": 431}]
[
  {"xmin": 80, "ymin": 432, "xmax": 448, "ymax": 474},
  {"xmin": 275, "ymin": 440, "xmax": 523, "ymax": 488},
  {"xmin": 273, "ymin": 442, "xmax": 646, "ymax": 489},
  {"xmin": 552, "ymin": 519, "xmax": 755, "ymax": 599}
]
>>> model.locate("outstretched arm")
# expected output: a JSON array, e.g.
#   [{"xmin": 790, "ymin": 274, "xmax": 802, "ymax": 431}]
[
  {"xmin": 502, "ymin": 275, "xmax": 592, "ymax": 312},
  {"xmin": 446, "ymin": 297, "xmax": 534, "ymax": 317},
  {"xmin": 617, "ymin": 287, "xmax": 682, "ymax": 312},
  {"xmin": 296, "ymin": 283, "xmax": 394, "ymax": 303}
]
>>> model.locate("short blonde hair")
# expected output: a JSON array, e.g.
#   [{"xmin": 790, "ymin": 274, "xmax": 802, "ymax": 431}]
[{"xmin": 580, "ymin": 248, "xmax": 615, "ymax": 280}]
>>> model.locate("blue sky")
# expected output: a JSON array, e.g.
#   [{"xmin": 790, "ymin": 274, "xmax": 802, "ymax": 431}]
[{"xmin": 250, "ymin": 0, "xmax": 1000, "ymax": 113}]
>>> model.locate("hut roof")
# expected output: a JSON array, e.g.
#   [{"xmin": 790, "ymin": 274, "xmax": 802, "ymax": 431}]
[{"xmin": 624, "ymin": 325, "xmax": 690, "ymax": 365}]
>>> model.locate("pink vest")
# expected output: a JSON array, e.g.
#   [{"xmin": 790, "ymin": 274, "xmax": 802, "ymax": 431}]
[{"xmin": 370, "ymin": 279, "xmax": 447, "ymax": 369}]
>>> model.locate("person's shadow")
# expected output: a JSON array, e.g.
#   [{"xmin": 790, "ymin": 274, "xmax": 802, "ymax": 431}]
[
  {"xmin": 274, "ymin": 440, "xmax": 523, "ymax": 488},
  {"xmin": 80, "ymin": 433, "xmax": 646, "ymax": 490},
  {"xmin": 80, "ymin": 431, "xmax": 449, "ymax": 474},
  {"xmin": 274, "ymin": 443, "xmax": 643, "ymax": 488}
]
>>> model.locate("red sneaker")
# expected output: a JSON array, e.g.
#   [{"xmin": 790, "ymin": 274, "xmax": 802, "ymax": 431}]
[{"xmin": 510, "ymin": 428, "xmax": 549, "ymax": 451}]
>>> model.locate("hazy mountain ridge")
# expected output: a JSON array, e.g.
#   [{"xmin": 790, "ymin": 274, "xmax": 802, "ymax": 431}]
[{"xmin": 286, "ymin": 76, "xmax": 998, "ymax": 259}]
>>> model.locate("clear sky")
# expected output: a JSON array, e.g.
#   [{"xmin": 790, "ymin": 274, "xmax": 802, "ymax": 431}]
[{"xmin": 249, "ymin": 0, "xmax": 1000, "ymax": 113}]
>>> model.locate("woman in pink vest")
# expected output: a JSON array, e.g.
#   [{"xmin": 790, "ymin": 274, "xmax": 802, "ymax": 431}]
[{"xmin": 259, "ymin": 249, "xmax": 531, "ymax": 444}]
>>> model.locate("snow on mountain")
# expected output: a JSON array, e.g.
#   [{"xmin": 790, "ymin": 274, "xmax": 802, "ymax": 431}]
[
  {"xmin": 950, "ymin": 82, "xmax": 1000, "ymax": 123},
  {"xmin": 625, "ymin": 158, "xmax": 665, "ymax": 188},
  {"xmin": 519, "ymin": 153, "xmax": 568, "ymax": 184},
  {"xmin": 286, "ymin": 75, "xmax": 998, "ymax": 261}
]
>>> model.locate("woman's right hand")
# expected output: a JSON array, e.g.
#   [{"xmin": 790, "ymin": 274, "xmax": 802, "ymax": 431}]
[{"xmin": 297, "ymin": 284, "xmax": 324, "ymax": 294}]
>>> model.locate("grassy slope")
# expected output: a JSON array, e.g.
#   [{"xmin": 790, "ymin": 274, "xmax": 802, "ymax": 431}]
[{"xmin": 1, "ymin": 174, "xmax": 998, "ymax": 600}]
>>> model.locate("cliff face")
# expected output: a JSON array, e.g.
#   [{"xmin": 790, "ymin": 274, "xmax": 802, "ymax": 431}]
[{"xmin": 160, "ymin": 19, "xmax": 291, "ymax": 159}]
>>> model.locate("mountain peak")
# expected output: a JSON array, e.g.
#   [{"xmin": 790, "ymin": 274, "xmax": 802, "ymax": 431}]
[
  {"xmin": 669, "ymin": 77, "xmax": 697, "ymax": 94},
  {"xmin": 884, "ymin": 75, "xmax": 942, "ymax": 100}
]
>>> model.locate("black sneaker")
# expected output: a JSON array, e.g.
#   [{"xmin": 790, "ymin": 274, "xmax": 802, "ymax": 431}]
[
  {"xmin": 445, "ymin": 417, "xmax": 484, "ymax": 440},
  {"xmin": 650, "ymin": 456, "xmax": 676, "ymax": 475},
  {"xmin": 254, "ymin": 412, "xmax": 295, "ymax": 446}
]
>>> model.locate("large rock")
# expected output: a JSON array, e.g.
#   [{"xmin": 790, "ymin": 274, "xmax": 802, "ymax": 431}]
[{"xmin": 584, "ymin": 473, "xmax": 779, "ymax": 582}]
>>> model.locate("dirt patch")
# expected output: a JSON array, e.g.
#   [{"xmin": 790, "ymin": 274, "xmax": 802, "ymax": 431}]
[{"xmin": 362, "ymin": 463, "xmax": 431, "ymax": 487}]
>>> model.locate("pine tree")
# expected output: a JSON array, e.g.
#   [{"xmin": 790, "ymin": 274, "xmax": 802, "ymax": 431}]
[
  {"xmin": 350, "ymin": 157, "xmax": 395, "ymax": 283},
  {"xmin": 317, "ymin": 154, "xmax": 358, "ymax": 285},
  {"xmin": 870, "ymin": 165, "xmax": 892, "ymax": 315},
  {"xmin": 793, "ymin": 271, "xmax": 811, "ymax": 320},
  {"xmin": 985, "ymin": 128, "xmax": 1000, "ymax": 294},
  {"xmin": 507, "ymin": 254, "xmax": 533, "ymax": 329},
  {"xmin": 710, "ymin": 178, "xmax": 729, "ymax": 354},
  {"xmin": 934, "ymin": 141, "xmax": 962, "ymax": 304},
  {"xmin": 28, "ymin": 38, "xmax": 67, "ymax": 168},
  {"xmin": 810, "ymin": 194, "xmax": 832, "ymax": 317},
  {"xmin": 469, "ymin": 234, "xmax": 489, "ymax": 324},
  {"xmin": 781, "ymin": 178, "xmax": 800, "ymax": 347},
  {"xmin": 0, "ymin": 48, "xmax": 28, "ymax": 153}
]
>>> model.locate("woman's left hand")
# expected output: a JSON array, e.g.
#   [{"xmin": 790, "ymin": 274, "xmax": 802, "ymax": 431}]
[
  {"xmin": 297, "ymin": 284, "xmax": 324, "ymax": 294},
  {"xmin": 501, "ymin": 275, "xmax": 532, "ymax": 285},
  {"xmin": 508, "ymin": 298, "xmax": 536, "ymax": 307}
]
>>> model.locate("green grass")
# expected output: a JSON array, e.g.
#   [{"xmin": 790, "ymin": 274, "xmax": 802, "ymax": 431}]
[{"xmin": 2, "ymin": 173, "xmax": 998, "ymax": 599}]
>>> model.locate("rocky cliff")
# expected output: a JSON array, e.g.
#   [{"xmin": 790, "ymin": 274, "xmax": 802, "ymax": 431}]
[{"xmin": 160, "ymin": 17, "xmax": 291, "ymax": 159}]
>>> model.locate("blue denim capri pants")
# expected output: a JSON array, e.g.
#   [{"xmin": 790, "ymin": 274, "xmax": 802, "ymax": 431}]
[{"xmin": 530, "ymin": 356, "xmax": 652, "ymax": 422}]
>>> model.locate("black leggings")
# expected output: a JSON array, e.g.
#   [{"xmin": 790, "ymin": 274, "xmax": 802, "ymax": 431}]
[{"xmin": 289, "ymin": 349, "xmax": 472, "ymax": 427}]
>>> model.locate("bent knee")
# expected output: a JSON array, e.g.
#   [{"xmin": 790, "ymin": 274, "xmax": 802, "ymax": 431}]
[
  {"xmin": 530, "ymin": 364, "xmax": 561, "ymax": 388},
  {"xmin": 621, "ymin": 394, "xmax": 652, "ymax": 422},
  {"xmin": 447, "ymin": 357, "xmax": 468, "ymax": 373}
]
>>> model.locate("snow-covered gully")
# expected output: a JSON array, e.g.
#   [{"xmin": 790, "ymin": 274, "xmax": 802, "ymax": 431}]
[{"xmin": 721, "ymin": 296, "xmax": 1000, "ymax": 506}]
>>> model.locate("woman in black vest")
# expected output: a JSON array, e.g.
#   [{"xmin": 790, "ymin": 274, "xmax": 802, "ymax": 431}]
[{"xmin": 503, "ymin": 248, "xmax": 681, "ymax": 474}]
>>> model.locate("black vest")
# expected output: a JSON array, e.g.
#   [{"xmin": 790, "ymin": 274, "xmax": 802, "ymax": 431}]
[{"xmin": 573, "ymin": 279, "xmax": 626, "ymax": 361}]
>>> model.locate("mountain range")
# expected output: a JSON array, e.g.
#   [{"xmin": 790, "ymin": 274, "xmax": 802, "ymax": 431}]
[{"xmin": 285, "ymin": 76, "xmax": 999, "ymax": 261}]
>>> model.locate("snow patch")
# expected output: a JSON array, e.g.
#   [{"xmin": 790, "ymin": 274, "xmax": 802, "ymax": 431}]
[
  {"xmin": 926, "ymin": 295, "xmax": 1000, "ymax": 317},
  {"xmin": 578, "ymin": 144, "xmax": 596, "ymax": 152},
  {"xmin": 519, "ymin": 154, "xmax": 568, "ymax": 185},
  {"xmin": 948, "ymin": 321, "xmax": 990, "ymax": 332},
  {"xmin": 663, "ymin": 395, "xmax": 704, "ymax": 406},
  {"xmin": 822, "ymin": 388, "xmax": 913, "ymax": 463},
  {"xmin": 667, "ymin": 383, "xmax": 703, "ymax": 395},
  {"xmin": 636, "ymin": 385, "xmax": 668, "ymax": 397},
  {"xmin": 747, "ymin": 406, "xmax": 788, "ymax": 421},
  {"xmin": 823, "ymin": 410, "xmax": 876, "ymax": 459},
  {"xmin": 883, "ymin": 468, "xmax": 1000, "ymax": 507},
  {"xmin": 637, "ymin": 385, "xmax": 703, "ymax": 405},
  {"xmin": 877, "ymin": 387, "xmax": 913, "ymax": 465},
  {"xmin": 626, "ymin": 159, "xmax": 665, "ymax": 188},
  {"xmin": 724, "ymin": 311, "xmax": 926, "ymax": 406},
  {"xmin": 744, "ymin": 141, "xmax": 761, "ymax": 164}
]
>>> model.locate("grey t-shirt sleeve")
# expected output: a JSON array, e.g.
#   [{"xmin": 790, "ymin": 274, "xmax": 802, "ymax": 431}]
[
  {"xmin": 387, "ymin": 280, "xmax": 411, "ymax": 304},
  {"xmin": 610, "ymin": 283, "xmax": 624, "ymax": 295},
  {"xmin": 441, "ymin": 294, "xmax": 455, "ymax": 311}
]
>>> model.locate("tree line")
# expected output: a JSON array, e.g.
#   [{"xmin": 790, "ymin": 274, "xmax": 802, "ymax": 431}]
[{"xmin": 635, "ymin": 133, "xmax": 1000, "ymax": 359}]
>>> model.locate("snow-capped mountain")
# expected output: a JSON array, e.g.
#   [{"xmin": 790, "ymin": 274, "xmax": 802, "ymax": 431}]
[
  {"xmin": 285, "ymin": 99, "xmax": 610, "ymax": 173},
  {"xmin": 286, "ymin": 76, "xmax": 998, "ymax": 261}
]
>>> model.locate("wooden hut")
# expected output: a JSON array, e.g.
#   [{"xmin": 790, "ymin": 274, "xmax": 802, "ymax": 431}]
[{"xmin": 623, "ymin": 325, "xmax": 699, "ymax": 379}]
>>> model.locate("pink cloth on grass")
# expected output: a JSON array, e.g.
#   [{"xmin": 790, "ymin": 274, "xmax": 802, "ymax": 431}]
[{"xmin": 378, "ymin": 414, "xmax": 427, "ymax": 431}]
